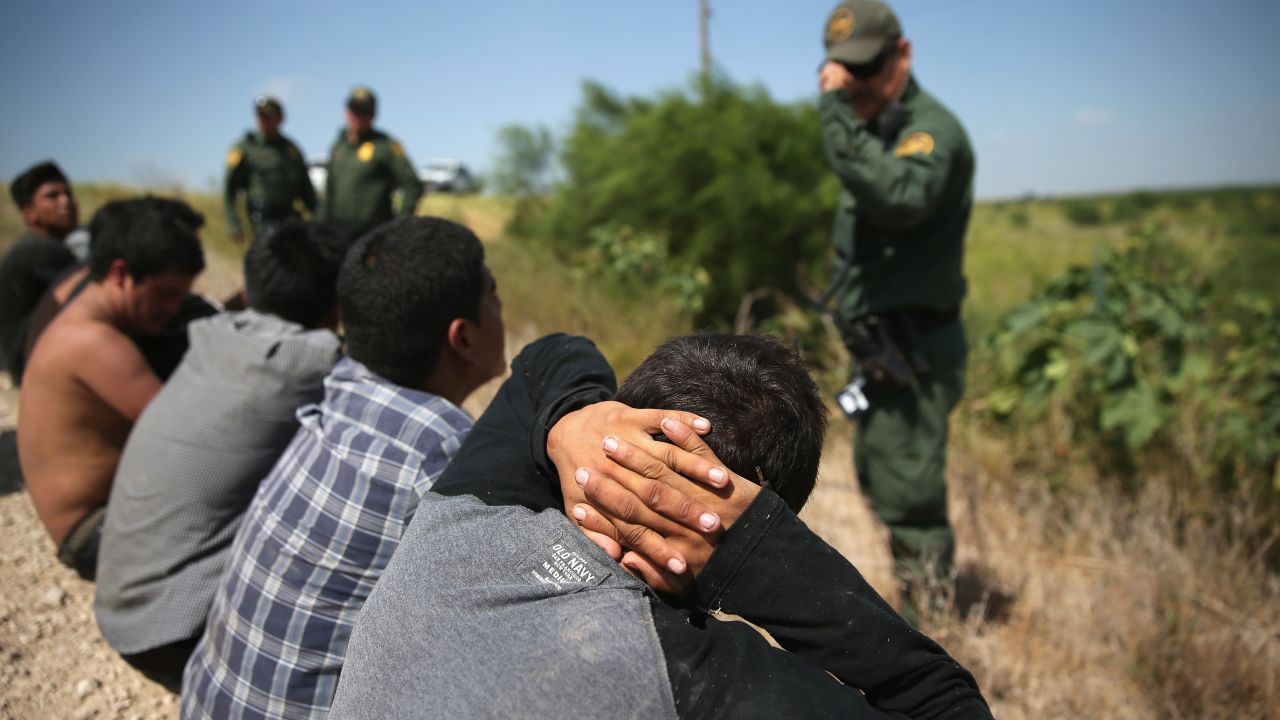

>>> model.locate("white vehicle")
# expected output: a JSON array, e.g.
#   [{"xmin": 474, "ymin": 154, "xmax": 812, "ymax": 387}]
[
  {"xmin": 418, "ymin": 158, "xmax": 478, "ymax": 194},
  {"xmin": 308, "ymin": 159, "xmax": 328, "ymax": 195}
]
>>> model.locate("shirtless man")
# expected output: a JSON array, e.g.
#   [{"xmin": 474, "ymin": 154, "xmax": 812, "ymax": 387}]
[
  {"xmin": 18, "ymin": 198, "xmax": 206, "ymax": 581},
  {"xmin": 22, "ymin": 198, "xmax": 213, "ymax": 382}
]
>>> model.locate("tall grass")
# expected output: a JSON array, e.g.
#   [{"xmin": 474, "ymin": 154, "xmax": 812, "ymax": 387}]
[
  {"xmin": 485, "ymin": 237, "xmax": 692, "ymax": 376},
  {"xmin": 922, "ymin": 425, "xmax": 1280, "ymax": 719}
]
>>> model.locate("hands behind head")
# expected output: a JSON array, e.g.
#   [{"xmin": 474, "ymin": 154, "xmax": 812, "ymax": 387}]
[{"xmin": 547, "ymin": 401, "xmax": 760, "ymax": 598}]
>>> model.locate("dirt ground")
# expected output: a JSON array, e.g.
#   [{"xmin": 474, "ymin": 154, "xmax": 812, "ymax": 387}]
[
  {"xmin": 0, "ymin": 375, "xmax": 179, "ymax": 720},
  {"xmin": 0, "ymin": 349, "xmax": 900, "ymax": 720}
]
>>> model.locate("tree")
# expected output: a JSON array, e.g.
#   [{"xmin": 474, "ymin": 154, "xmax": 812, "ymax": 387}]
[
  {"xmin": 533, "ymin": 76, "xmax": 840, "ymax": 326},
  {"xmin": 490, "ymin": 124, "xmax": 555, "ymax": 197}
]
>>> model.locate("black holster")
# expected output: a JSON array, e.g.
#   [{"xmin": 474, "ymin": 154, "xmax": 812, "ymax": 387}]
[{"xmin": 839, "ymin": 308, "xmax": 954, "ymax": 388}]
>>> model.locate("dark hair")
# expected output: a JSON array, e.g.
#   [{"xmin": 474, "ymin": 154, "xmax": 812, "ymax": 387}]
[
  {"xmin": 245, "ymin": 220, "xmax": 349, "ymax": 328},
  {"xmin": 338, "ymin": 217, "xmax": 485, "ymax": 387},
  {"xmin": 87, "ymin": 197, "xmax": 206, "ymax": 282},
  {"xmin": 616, "ymin": 334, "xmax": 827, "ymax": 513},
  {"xmin": 143, "ymin": 196, "xmax": 205, "ymax": 231},
  {"xmin": 10, "ymin": 161, "xmax": 69, "ymax": 208}
]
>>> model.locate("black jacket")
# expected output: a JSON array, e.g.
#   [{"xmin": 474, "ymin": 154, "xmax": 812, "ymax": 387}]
[{"xmin": 432, "ymin": 333, "xmax": 991, "ymax": 719}]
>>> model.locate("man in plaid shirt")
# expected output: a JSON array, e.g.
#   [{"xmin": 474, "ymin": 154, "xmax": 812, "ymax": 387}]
[{"xmin": 182, "ymin": 217, "xmax": 506, "ymax": 718}]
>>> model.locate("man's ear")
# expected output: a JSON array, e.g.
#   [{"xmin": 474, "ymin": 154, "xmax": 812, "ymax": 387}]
[
  {"xmin": 445, "ymin": 317, "xmax": 477, "ymax": 364},
  {"xmin": 19, "ymin": 205, "xmax": 36, "ymax": 226},
  {"xmin": 107, "ymin": 258, "xmax": 133, "ymax": 289},
  {"xmin": 897, "ymin": 37, "xmax": 913, "ymax": 66}
]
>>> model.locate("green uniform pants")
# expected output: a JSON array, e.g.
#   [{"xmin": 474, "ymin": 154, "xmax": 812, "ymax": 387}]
[{"xmin": 854, "ymin": 318, "xmax": 966, "ymax": 585}]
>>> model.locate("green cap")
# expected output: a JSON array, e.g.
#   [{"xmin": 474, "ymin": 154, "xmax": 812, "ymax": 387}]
[
  {"xmin": 346, "ymin": 86, "xmax": 377, "ymax": 116},
  {"xmin": 254, "ymin": 95, "xmax": 283, "ymax": 118},
  {"xmin": 823, "ymin": 0, "xmax": 901, "ymax": 64}
]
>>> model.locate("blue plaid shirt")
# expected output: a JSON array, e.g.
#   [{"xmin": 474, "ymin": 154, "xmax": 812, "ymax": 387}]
[{"xmin": 181, "ymin": 357, "xmax": 474, "ymax": 719}]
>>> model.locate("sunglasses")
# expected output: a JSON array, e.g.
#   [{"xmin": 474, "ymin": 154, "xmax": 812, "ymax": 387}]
[{"xmin": 840, "ymin": 45, "xmax": 896, "ymax": 80}]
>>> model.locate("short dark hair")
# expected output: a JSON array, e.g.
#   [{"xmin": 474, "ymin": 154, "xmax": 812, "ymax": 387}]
[
  {"xmin": 616, "ymin": 334, "xmax": 827, "ymax": 513},
  {"xmin": 338, "ymin": 217, "xmax": 486, "ymax": 387},
  {"xmin": 10, "ymin": 161, "xmax": 69, "ymax": 208},
  {"xmin": 144, "ymin": 196, "xmax": 205, "ymax": 231},
  {"xmin": 245, "ymin": 220, "xmax": 349, "ymax": 328},
  {"xmin": 87, "ymin": 197, "xmax": 206, "ymax": 282}
]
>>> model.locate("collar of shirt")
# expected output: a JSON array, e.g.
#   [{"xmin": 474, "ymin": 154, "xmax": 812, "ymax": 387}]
[{"xmin": 300, "ymin": 356, "xmax": 471, "ymax": 467}]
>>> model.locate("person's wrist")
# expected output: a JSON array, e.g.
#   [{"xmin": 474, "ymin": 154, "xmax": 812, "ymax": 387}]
[{"xmin": 720, "ymin": 476, "xmax": 761, "ymax": 529}]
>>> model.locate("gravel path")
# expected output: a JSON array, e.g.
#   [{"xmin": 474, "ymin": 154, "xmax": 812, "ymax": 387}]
[{"xmin": 1, "ymin": 376, "xmax": 178, "ymax": 720}]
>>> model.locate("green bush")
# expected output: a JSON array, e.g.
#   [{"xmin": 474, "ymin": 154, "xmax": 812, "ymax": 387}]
[
  {"xmin": 1109, "ymin": 190, "xmax": 1160, "ymax": 222},
  {"xmin": 570, "ymin": 222, "xmax": 709, "ymax": 316},
  {"xmin": 980, "ymin": 224, "xmax": 1279, "ymax": 520},
  {"xmin": 1061, "ymin": 198, "xmax": 1104, "ymax": 226},
  {"xmin": 490, "ymin": 124, "xmax": 555, "ymax": 197},
  {"xmin": 525, "ymin": 77, "xmax": 839, "ymax": 327}
]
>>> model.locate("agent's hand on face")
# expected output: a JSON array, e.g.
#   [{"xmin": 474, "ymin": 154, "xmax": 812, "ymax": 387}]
[{"xmin": 819, "ymin": 60, "xmax": 855, "ymax": 93}]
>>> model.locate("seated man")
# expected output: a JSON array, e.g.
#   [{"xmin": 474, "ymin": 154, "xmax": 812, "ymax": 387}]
[
  {"xmin": 180, "ymin": 216, "xmax": 507, "ymax": 718},
  {"xmin": 23, "ymin": 198, "xmax": 217, "ymax": 383},
  {"xmin": 330, "ymin": 333, "xmax": 992, "ymax": 719},
  {"xmin": 94, "ymin": 220, "xmax": 349, "ymax": 693},
  {"xmin": 17, "ymin": 198, "xmax": 206, "ymax": 581},
  {"xmin": 0, "ymin": 161, "xmax": 79, "ymax": 381}
]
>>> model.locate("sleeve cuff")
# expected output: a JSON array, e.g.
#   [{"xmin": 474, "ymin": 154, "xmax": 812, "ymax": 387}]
[{"xmin": 692, "ymin": 488, "xmax": 789, "ymax": 610}]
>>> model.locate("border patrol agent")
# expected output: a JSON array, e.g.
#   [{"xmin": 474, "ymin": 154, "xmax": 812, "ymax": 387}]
[
  {"xmin": 320, "ymin": 86, "xmax": 422, "ymax": 241},
  {"xmin": 223, "ymin": 96, "xmax": 316, "ymax": 244},
  {"xmin": 818, "ymin": 0, "xmax": 975, "ymax": 606}
]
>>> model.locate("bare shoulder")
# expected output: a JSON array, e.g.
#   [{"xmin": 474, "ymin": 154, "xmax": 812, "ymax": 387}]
[
  {"xmin": 30, "ymin": 313, "xmax": 140, "ymax": 381},
  {"xmin": 29, "ymin": 311, "xmax": 159, "ymax": 420},
  {"xmin": 40, "ymin": 313, "xmax": 131, "ymax": 357}
]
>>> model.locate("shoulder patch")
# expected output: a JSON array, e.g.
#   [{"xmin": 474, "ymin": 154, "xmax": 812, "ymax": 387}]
[
  {"xmin": 226, "ymin": 148, "xmax": 243, "ymax": 167},
  {"xmin": 357, "ymin": 142, "xmax": 375, "ymax": 162},
  {"xmin": 894, "ymin": 132, "xmax": 935, "ymax": 158},
  {"xmin": 390, "ymin": 142, "xmax": 405, "ymax": 158},
  {"xmin": 826, "ymin": 7, "xmax": 855, "ymax": 44}
]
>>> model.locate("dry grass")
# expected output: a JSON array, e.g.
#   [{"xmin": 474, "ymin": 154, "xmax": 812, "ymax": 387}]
[
  {"xmin": 417, "ymin": 194, "xmax": 513, "ymax": 244},
  {"xmin": 788, "ymin": 410, "xmax": 1280, "ymax": 719},
  {"xmin": 886, "ymin": 426, "xmax": 1280, "ymax": 720}
]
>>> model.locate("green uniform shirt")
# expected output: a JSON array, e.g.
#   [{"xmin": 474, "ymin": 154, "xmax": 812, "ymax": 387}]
[
  {"xmin": 321, "ymin": 128, "xmax": 422, "ymax": 239},
  {"xmin": 223, "ymin": 131, "xmax": 316, "ymax": 237},
  {"xmin": 820, "ymin": 77, "xmax": 974, "ymax": 320}
]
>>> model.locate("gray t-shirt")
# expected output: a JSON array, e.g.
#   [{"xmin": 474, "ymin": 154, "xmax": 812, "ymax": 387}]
[
  {"xmin": 94, "ymin": 310, "xmax": 341, "ymax": 655},
  {"xmin": 330, "ymin": 492, "xmax": 678, "ymax": 720}
]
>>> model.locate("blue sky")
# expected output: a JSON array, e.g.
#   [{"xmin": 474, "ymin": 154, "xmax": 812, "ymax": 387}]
[{"xmin": 2, "ymin": 0, "xmax": 1277, "ymax": 198}]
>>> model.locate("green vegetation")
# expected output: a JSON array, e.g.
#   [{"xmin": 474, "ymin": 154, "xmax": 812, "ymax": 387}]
[
  {"xmin": 979, "ymin": 224, "xmax": 1279, "ymax": 519},
  {"xmin": 489, "ymin": 124, "xmax": 556, "ymax": 197},
  {"xmin": 507, "ymin": 77, "xmax": 838, "ymax": 327}
]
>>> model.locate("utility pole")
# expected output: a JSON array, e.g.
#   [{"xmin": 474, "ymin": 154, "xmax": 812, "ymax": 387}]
[{"xmin": 699, "ymin": 0, "xmax": 711, "ymax": 87}]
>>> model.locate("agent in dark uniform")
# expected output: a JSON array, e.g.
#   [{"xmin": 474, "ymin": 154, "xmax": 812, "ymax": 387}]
[
  {"xmin": 223, "ymin": 96, "xmax": 317, "ymax": 244},
  {"xmin": 320, "ymin": 86, "xmax": 422, "ymax": 241},
  {"xmin": 818, "ymin": 0, "xmax": 975, "ymax": 608}
]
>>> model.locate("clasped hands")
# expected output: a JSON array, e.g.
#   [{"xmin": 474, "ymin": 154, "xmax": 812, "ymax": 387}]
[{"xmin": 547, "ymin": 401, "xmax": 760, "ymax": 597}]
